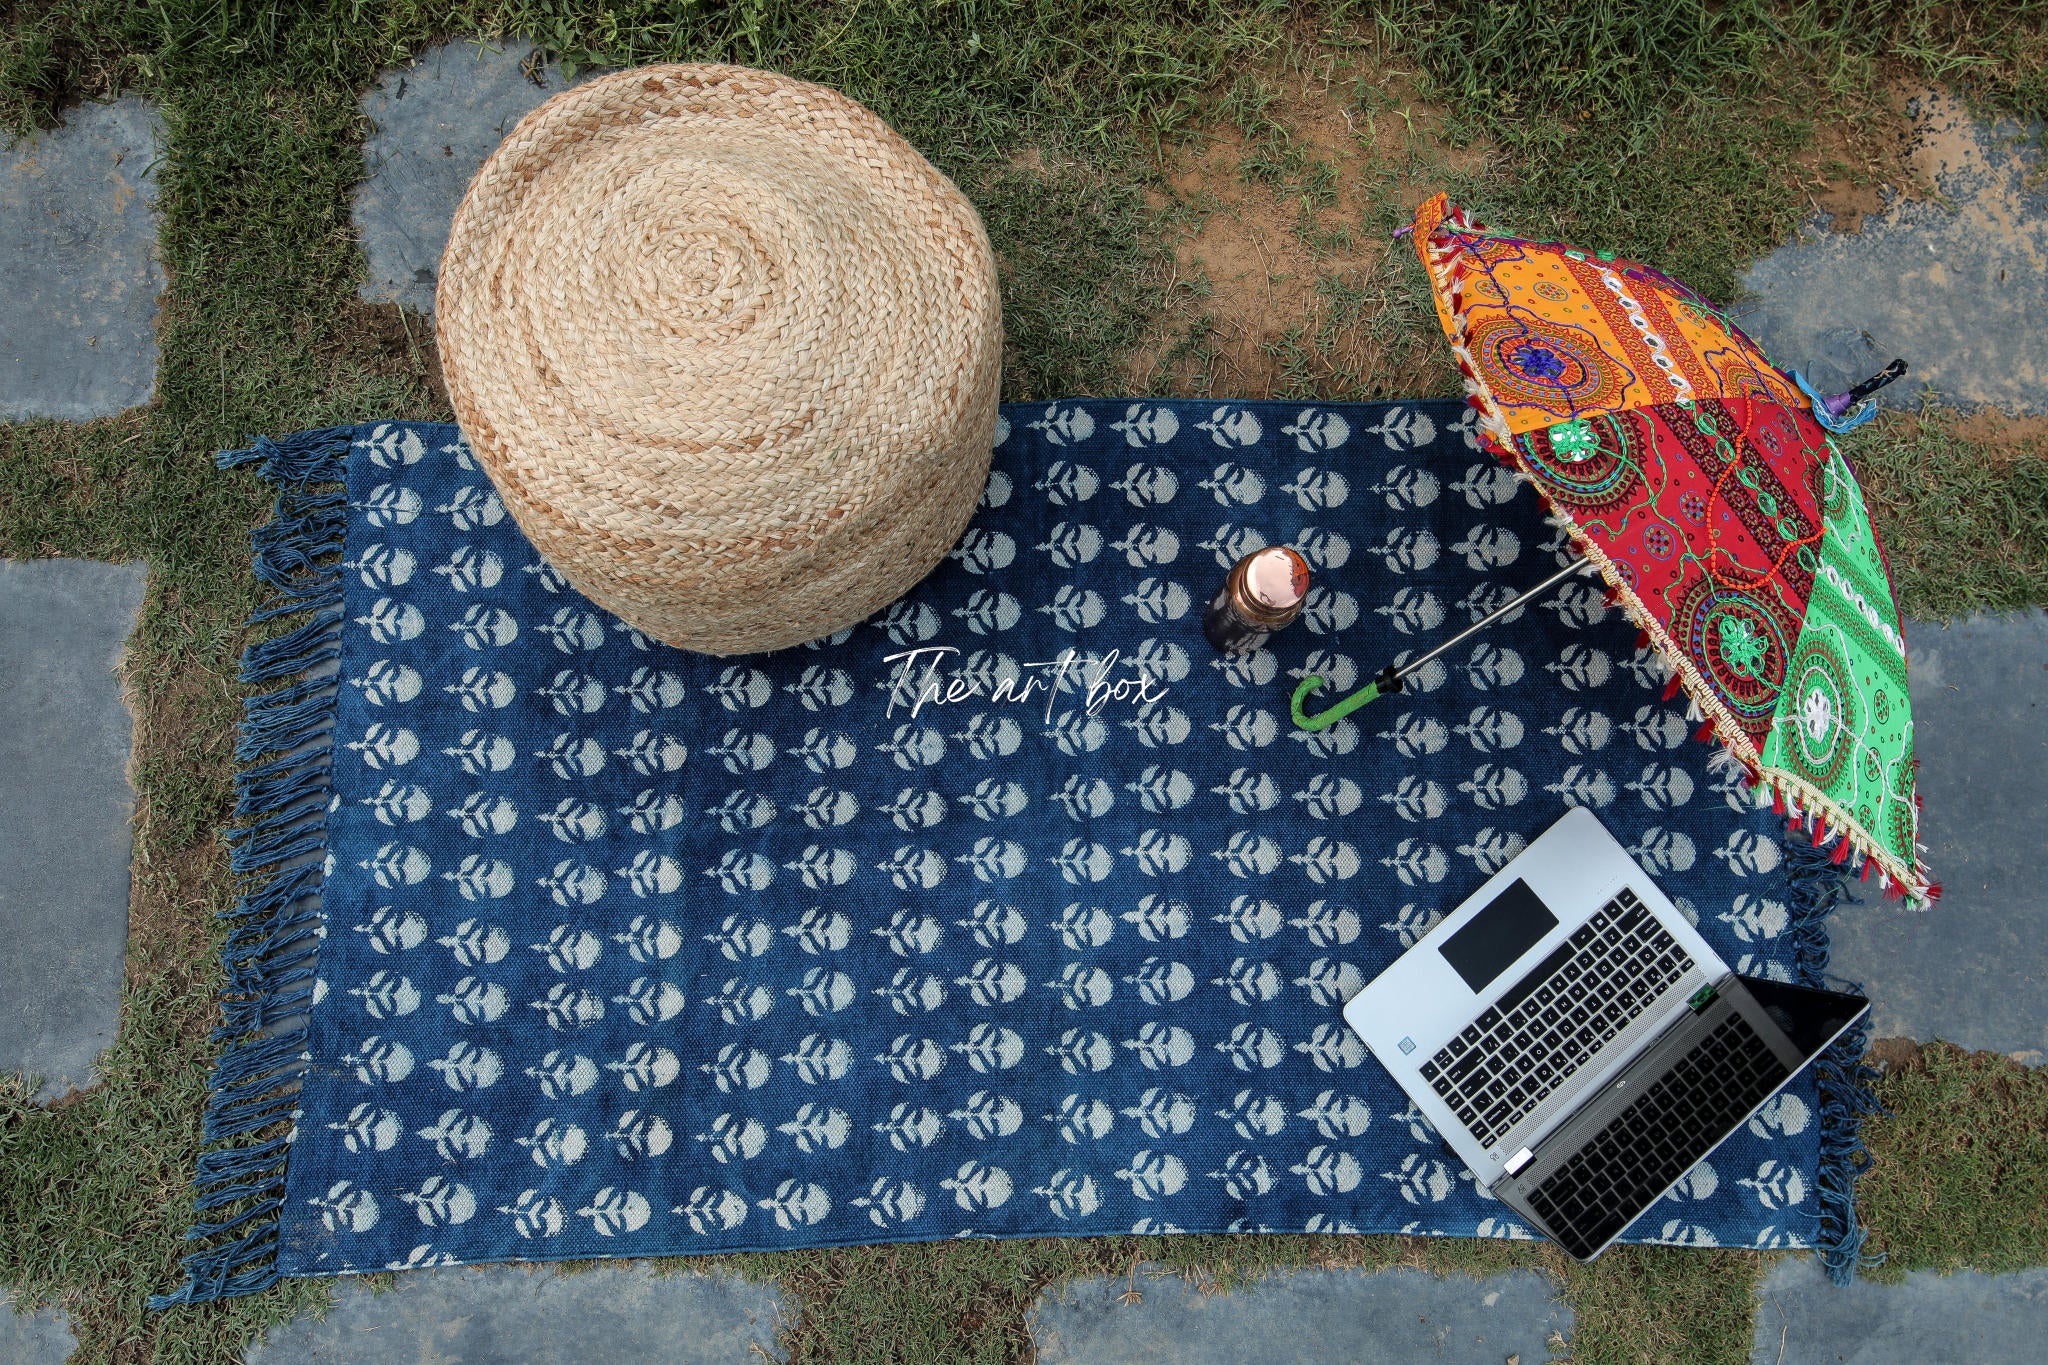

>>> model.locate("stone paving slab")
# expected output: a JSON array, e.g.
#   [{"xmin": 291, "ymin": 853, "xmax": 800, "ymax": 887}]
[
  {"xmin": 244, "ymin": 1264, "xmax": 784, "ymax": 1363},
  {"xmin": 1826, "ymin": 612, "xmax": 2048, "ymax": 1063},
  {"xmin": 0, "ymin": 1290, "xmax": 76, "ymax": 1365},
  {"xmin": 0, "ymin": 559, "xmax": 146, "ymax": 1101},
  {"xmin": 1031, "ymin": 1265, "xmax": 1570, "ymax": 1364},
  {"xmin": 1752, "ymin": 1257, "xmax": 2048, "ymax": 1364},
  {"xmin": 1737, "ymin": 91, "xmax": 2046, "ymax": 415},
  {"xmin": 356, "ymin": 42, "xmax": 583, "ymax": 314},
  {"xmin": 0, "ymin": 97, "xmax": 166, "ymax": 420}
]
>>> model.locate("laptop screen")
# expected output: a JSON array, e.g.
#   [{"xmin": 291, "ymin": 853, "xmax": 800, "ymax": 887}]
[
  {"xmin": 1742, "ymin": 976, "xmax": 1870, "ymax": 1061},
  {"xmin": 1439, "ymin": 878, "xmax": 1558, "ymax": 992}
]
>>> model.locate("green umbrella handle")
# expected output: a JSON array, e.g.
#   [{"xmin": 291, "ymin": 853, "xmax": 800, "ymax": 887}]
[{"xmin": 1290, "ymin": 666, "xmax": 1403, "ymax": 732}]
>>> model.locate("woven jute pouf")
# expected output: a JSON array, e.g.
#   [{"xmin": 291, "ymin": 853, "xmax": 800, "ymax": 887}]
[{"xmin": 436, "ymin": 64, "xmax": 1002, "ymax": 655}]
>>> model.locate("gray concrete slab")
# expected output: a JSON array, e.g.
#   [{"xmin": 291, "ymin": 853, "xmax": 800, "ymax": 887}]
[
  {"xmin": 0, "ymin": 559, "xmax": 145, "ymax": 1101},
  {"xmin": 356, "ymin": 42, "xmax": 585, "ymax": 313},
  {"xmin": 0, "ymin": 1290, "xmax": 75, "ymax": 1364},
  {"xmin": 1032, "ymin": 1265, "xmax": 1571, "ymax": 1364},
  {"xmin": 1752, "ymin": 1257, "xmax": 2048, "ymax": 1365},
  {"xmin": 1737, "ymin": 91, "xmax": 2046, "ymax": 415},
  {"xmin": 246, "ymin": 1264, "xmax": 785, "ymax": 1364},
  {"xmin": 1826, "ymin": 612, "xmax": 2048, "ymax": 1064},
  {"xmin": 0, "ymin": 98, "xmax": 166, "ymax": 420}
]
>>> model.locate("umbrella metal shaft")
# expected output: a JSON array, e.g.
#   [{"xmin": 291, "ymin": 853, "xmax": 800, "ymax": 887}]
[
  {"xmin": 1290, "ymin": 555, "xmax": 1604, "ymax": 732},
  {"xmin": 1388, "ymin": 556, "xmax": 1599, "ymax": 683}
]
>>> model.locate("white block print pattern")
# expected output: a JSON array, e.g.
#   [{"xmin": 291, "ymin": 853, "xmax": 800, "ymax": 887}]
[{"xmin": 278, "ymin": 407, "xmax": 1827, "ymax": 1275}]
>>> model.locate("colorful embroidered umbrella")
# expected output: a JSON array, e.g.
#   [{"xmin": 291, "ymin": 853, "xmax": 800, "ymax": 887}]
[{"xmin": 1296, "ymin": 193, "xmax": 1934, "ymax": 904}]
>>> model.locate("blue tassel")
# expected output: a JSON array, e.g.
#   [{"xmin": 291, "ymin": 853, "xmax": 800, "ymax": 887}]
[
  {"xmin": 222, "ymin": 906, "xmax": 321, "ymax": 959},
  {"xmin": 158, "ymin": 426, "xmax": 361, "ymax": 1309},
  {"xmin": 222, "ymin": 819, "xmax": 306, "ymax": 861},
  {"xmin": 243, "ymin": 677, "xmax": 335, "ymax": 715},
  {"xmin": 204, "ymin": 1091, "xmax": 302, "ymax": 1143},
  {"xmin": 234, "ymin": 694, "xmax": 338, "ymax": 761},
  {"xmin": 1814, "ymin": 1012, "xmax": 1886, "ymax": 1283},
  {"xmin": 235, "ymin": 754, "xmax": 332, "ymax": 817},
  {"xmin": 268, "ymin": 427, "xmax": 356, "ymax": 482},
  {"xmin": 208, "ymin": 1031, "xmax": 306, "ymax": 1089},
  {"xmin": 1779, "ymin": 831, "xmax": 1883, "ymax": 1282},
  {"xmin": 222, "ymin": 862, "xmax": 324, "ymax": 924},
  {"xmin": 216, "ymin": 974, "xmax": 316, "ymax": 1037},
  {"xmin": 229, "ymin": 946, "xmax": 319, "ymax": 987},
  {"xmin": 193, "ymin": 1134, "xmax": 294, "ymax": 1185},
  {"xmin": 147, "ymin": 1226, "xmax": 282, "ymax": 1309},
  {"xmin": 223, "ymin": 795, "xmax": 326, "ymax": 847},
  {"xmin": 247, "ymin": 582, "xmax": 341, "ymax": 625},
  {"xmin": 186, "ymin": 1197, "xmax": 285, "ymax": 1240},
  {"xmin": 227, "ymin": 822, "xmax": 325, "ymax": 874},
  {"xmin": 1794, "ymin": 371, "xmax": 1884, "ymax": 434},
  {"xmin": 224, "ymin": 929, "xmax": 319, "ymax": 970},
  {"xmin": 215, "ymin": 425, "xmax": 353, "ymax": 481},
  {"xmin": 193, "ymin": 1178, "xmax": 284, "ymax": 1213},
  {"xmin": 222, "ymin": 953, "xmax": 312, "ymax": 1002},
  {"xmin": 1784, "ymin": 836, "xmax": 1851, "ymax": 990},
  {"xmin": 215, "ymin": 443, "xmax": 269, "ymax": 470},
  {"xmin": 251, "ymin": 490, "xmax": 349, "ymax": 592},
  {"xmin": 239, "ymin": 611, "xmax": 341, "ymax": 684}
]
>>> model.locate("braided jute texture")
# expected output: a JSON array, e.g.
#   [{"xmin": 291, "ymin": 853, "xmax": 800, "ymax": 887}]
[{"xmin": 436, "ymin": 64, "xmax": 1002, "ymax": 655}]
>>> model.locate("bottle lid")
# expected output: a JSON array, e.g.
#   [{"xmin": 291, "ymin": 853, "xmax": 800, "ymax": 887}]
[{"xmin": 1244, "ymin": 546, "xmax": 1310, "ymax": 611}]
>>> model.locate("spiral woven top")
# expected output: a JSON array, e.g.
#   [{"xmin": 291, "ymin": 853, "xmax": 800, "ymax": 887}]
[{"xmin": 436, "ymin": 64, "xmax": 1003, "ymax": 655}]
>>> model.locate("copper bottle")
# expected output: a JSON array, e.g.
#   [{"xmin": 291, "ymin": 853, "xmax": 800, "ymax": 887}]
[{"xmin": 1203, "ymin": 546, "xmax": 1310, "ymax": 652}]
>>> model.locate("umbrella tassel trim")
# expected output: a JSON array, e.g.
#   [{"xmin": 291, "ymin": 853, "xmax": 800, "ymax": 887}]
[
  {"xmin": 1754, "ymin": 774, "xmax": 1934, "ymax": 907},
  {"xmin": 1562, "ymin": 533, "xmax": 1932, "ymax": 903},
  {"xmin": 1765, "ymin": 769, "xmax": 1935, "ymax": 909}
]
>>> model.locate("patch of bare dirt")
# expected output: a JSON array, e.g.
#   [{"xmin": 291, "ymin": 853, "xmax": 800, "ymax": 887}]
[
  {"xmin": 1907, "ymin": 86, "xmax": 1993, "ymax": 202},
  {"xmin": 1932, "ymin": 406, "xmax": 2048, "ymax": 457},
  {"xmin": 1785, "ymin": 76, "xmax": 1921, "ymax": 234},
  {"xmin": 1789, "ymin": 78, "xmax": 2047, "ymax": 237},
  {"xmin": 1129, "ymin": 64, "xmax": 1481, "ymax": 400},
  {"xmin": 1797, "ymin": 125, "xmax": 1895, "ymax": 235},
  {"xmin": 329, "ymin": 298, "xmax": 450, "ymax": 414},
  {"xmin": 1904, "ymin": 85, "xmax": 2047, "ymax": 251},
  {"xmin": 1866, "ymin": 1036, "xmax": 1925, "ymax": 1074}
]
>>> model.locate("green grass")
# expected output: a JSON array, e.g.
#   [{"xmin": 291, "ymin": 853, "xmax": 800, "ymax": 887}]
[
  {"xmin": 1846, "ymin": 413, "xmax": 2048, "ymax": 618},
  {"xmin": 1859, "ymin": 1044, "xmax": 2048, "ymax": 1280},
  {"xmin": 1, "ymin": 1, "xmax": 2046, "ymax": 1362}
]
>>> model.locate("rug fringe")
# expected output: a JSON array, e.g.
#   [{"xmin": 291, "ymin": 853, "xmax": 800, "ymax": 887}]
[
  {"xmin": 1783, "ymin": 834, "xmax": 1884, "ymax": 1284},
  {"xmin": 150, "ymin": 427, "xmax": 354, "ymax": 1310}
]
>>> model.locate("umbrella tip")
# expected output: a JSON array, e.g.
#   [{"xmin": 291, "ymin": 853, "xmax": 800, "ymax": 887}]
[
  {"xmin": 1825, "ymin": 358, "xmax": 1908, "ymax": 415},
  {"xmin": 1796, "ymin": 360, "xmax": 1907, "ymax": 432}
]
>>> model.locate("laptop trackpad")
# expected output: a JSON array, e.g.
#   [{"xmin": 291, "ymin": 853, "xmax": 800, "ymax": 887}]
[{"xmin": 1439, "ymin": 878, "xmax": 1559, "ymax": 993}]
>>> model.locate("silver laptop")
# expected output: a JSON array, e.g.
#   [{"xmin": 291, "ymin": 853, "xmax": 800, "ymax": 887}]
[{"xmin": 1344, "ymin": 805, "xmax": 1869, "ymax": 1260}]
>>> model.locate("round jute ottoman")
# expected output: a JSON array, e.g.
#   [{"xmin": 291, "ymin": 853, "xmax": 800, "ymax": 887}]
[{"xmin": 436, "ymin": 64, "xmax": 1003, "ymax": 655}]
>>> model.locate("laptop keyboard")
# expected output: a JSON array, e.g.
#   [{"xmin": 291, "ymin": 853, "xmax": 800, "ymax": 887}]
[
  {"xmin": 1524, "ymin": 1011, "xmax": 1791, "ymax": 1258},
  {"xmin": 1421, "ymin": 889, "xmax": 1693, "ymax": 1149}
]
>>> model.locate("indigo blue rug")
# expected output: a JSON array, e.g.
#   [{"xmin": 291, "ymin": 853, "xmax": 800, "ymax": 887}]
[{"xmin": 160, "ymin": 400, "xmax": 1873, "ymax": 1304}]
